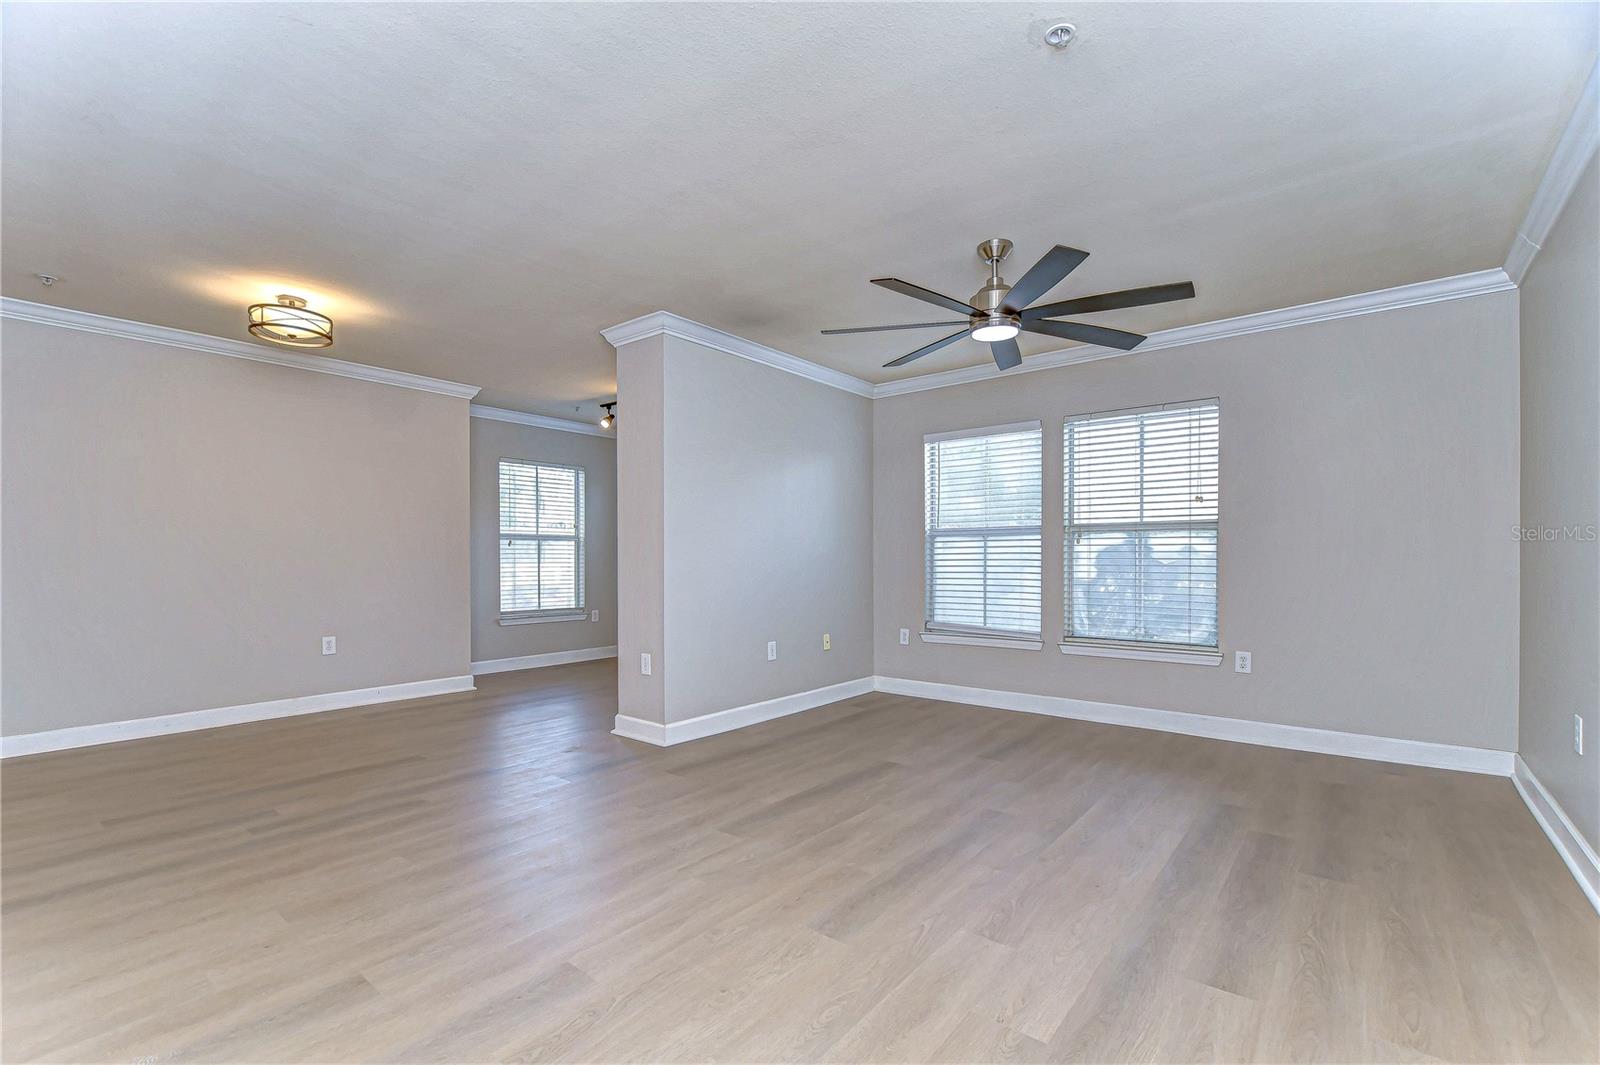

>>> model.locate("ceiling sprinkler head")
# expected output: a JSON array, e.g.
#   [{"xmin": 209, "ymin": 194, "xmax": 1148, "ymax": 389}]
[
  {"xmin": 1045, "ymin": 23, "xmax": 1076, "ymax": 49},
  {"xmin": 35, "ymin": 273, "xmax": 58, "ymax": 286}
]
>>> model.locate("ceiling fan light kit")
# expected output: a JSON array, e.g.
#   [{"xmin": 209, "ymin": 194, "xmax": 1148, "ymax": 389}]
[{"xmin": 824, "ymin": 239, "xmax": 1196, "ymax": 372}]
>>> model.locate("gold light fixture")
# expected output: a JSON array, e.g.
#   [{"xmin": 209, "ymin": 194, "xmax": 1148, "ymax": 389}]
[
  {"xmin": 599, "ymin": 402, "xmax": 617, "ymax": 430},
  {"xmin": 247, "ymin": 294, "xmax": 333, "ymax": 348}
]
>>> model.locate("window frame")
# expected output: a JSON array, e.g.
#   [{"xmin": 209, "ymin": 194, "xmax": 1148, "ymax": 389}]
[
  {"xmin": 497, "ymin": 457, "xmax": 587, "ymax": 625},
  {"xmin": 1061, "ymin": 399, "xmax": 1221, "ymax": 663},
  {"xmin": 922, "ymin": 420, "xmax": 1044, "ymax": 648}
]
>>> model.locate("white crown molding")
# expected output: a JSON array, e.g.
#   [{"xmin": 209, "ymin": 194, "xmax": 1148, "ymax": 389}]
[
  {"xmin": 472, "ymin": 646, "xmax": 617, "ymax": 674},
  {"xmin": 601, "ymin": 310, "xmax": 875, "ymax": 398},
  {"xmin": 1505, "ymin": 60, "xmax": 1600, "ymax": 284},
  {"xmin": 1513, "ymin": 755, "xmax": 1600, "ymax": 914},
  {"xmin": 871, "ymin": 268, "xmax": 1516, "ymax": 398},
  {"xmin": 470, "ymin": 403, "xmax": 612, "ymax": 438},
  {"xmin": 0, "ymin": 297, "xmax": 481, "ymax": 400},
  {"xmin": 0, "ymin": 675, "xmax": 475, "ymax": 759},
  {"xmin": 601, "ymin": 267, "xmax": 1513, "ymax": 404},
  {"xmin": 872, "ymin": 676, "xmax": 1515, "ymax": 776}
]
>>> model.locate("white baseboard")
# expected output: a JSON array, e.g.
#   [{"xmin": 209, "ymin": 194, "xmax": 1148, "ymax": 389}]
[
  {"xmin": 0, "ymin": 675, "xmax": 476, "ymax": 759},
  {"xmin": 472, "ymin": 646, "xmax": 617, "ymax": 675},
  {"xmin": 1512, "ymin": 755, "xmax": 1600, "ymax": 914},
  {"xmin": 612, "ymin": 714, "xmax": 669, "ymax": 745},
  {"xmin": 871, "ymin": 676, "xmax": 1515, "ymax": 776},
  {"xmin": 613, "ymin": 676, "xmax": 875, "ymax": 746}
]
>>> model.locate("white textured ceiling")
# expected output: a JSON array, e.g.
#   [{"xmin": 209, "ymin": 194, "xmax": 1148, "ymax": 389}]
[{"xmin": 2, "ymin": 3, "xmax": 1594, "ymax": 416}]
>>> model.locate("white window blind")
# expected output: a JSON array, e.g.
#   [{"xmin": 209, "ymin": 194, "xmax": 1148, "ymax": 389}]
[
  {"xmin": 1064, "ymin": 400, "xmax": 1219, "ymax": 649},
  {"xmin": 924, "ymin": 422, "xmax": 1042, "ymax": 638},
  {"xmin": 499, "ymin": 460, "xmax": 585, "ymax": 619}
]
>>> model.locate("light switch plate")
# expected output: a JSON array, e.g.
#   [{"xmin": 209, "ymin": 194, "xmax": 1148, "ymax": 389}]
[
  {"xmin": 899, "ymin": 628, "xmax": 910, "ymax": 645},
  {"xmin": 767, "ymin": 641, "xmax": 778, "ymax": 661},
  {"xmin": 822, "ymin": 633, "xmax": 831, "ymax": 651},
  {"xmin": 1577, "ymin": 714, "xmax": 1584, "ymax": 755},
  {"xmin": 321, "ymin": 636, "xmax": 336, "ymax": 655},
  {"xmin": 1234, "ymin": 650, "xmax": 1252, "ymax": 674},
  {"xmin": 590, "ymin": 610, "xmax": 599, "ymax": 623},
  {"xmin": 640, "ymin": 652, "xmax": 652, "ymax": 676}
]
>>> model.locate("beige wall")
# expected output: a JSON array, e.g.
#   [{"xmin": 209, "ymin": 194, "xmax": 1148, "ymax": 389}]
[
  {"xmin": 1, "ymin": 319, "xmax": 471, "ymax": 736},
  {"xmin": 469, "ymin": 417, "xmax": 617, "ymax": 665},
  {"xmin": 614, "ymin": 333, "xmax": 874, "ymax": 725},
  {"xmin": 1519, "ymin": 152, "xmax": 1600, "ymax": 851},
  {"xmin": 874, "ymin": 291, "xmax": 1521, "ymax": 752}
]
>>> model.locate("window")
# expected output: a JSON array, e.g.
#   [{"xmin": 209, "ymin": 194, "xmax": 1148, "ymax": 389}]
[
  {"xmin": 924, "ymin": 422, "xmax": 1042, "ymax": 641},
  {"xmin": 1064, "ymin": 400, "xmax": 1219, "ymax": 652},
  {"xmin": 499, "ymin": 459, "xmax": 585, "ymax": 622}
]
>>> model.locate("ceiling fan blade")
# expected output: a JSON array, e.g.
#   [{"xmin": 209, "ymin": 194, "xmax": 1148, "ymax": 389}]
[
  {"xmin": 990, "ymin": 337, "xmax": 1022, "ymax": 370},
  {"xmin": 820, "ymin": 320, "xmax": 967, "ymax": 335},
  {"xmin": 1023, "ymin": 319, "xmax": 1146, "ymax": 351},
  {"xmin": 1023, "ymin": 281, "xmax": 1196, "ymax": 320},
  {"xmin": 1000, "ymin": 245, "xmax": 1090, "ymax": 312},
  {"xmin": 883, "ymin": 328, "xmax": 969, "ymax": 368},
  {"xmin": 871, "ymin": 278, "xmax": 979, "ymax": 317}
]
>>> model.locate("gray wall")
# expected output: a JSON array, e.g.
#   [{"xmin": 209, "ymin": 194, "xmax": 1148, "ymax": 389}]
[
  {"xmin": 469, "ymin": 416, "xmax": 617, "ymax": 665},
  {"xmin": 615, "ymin": 336, "xmax": 667, "ymax": 724},
  {"xmin": 614, "ymin": 333, "xmax": 874, "ymax": 725},
  {"xmin": 1, "ymin": 319, "xmax": 472, "ymax": 736},
  {"xmin": 661, "ymin": 337, "xmax": 874, "ymax": 723},
  {"xmin": 874, "ymin": 291, "xmax": 1522, "ymax": 752},
  {"xmin": 1519, "ymin": 152, "xmax": 1600, "ymax": 850}
]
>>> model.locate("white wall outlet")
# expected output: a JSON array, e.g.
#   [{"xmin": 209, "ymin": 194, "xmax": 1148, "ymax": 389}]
[
  {"xmin": 640, "ymin": 652, "xmax": 652, "ymax": 676},
  {"xmin": 1234, "ymin": 650, "xmax": 1252, "ymax": 674},
  {"xmin": 767, "ymin": 641, "xmax": 778, "ymax": 661},
  {"xmin": 822, "ymin": 633, "xmax": 831, "ymax": 651},
  {"xmin": 899, "ymin": 628, "xmax": 910, "ymax": 645},
  {"xmin": 590, "ymin": 610, "xmax": 599, "ymax": 623},
  {"xmin": 1576, "ymin": 714, "xmax": 1584, "ymax": 755},
  {"xmin": 321, "ymin": 636, "xmax": 336, "ymax": 656}
]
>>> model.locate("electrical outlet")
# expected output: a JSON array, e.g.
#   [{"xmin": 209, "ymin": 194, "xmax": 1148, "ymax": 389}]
[
  {"xmin": 590, "ymin": 610, "xmax": 599, "ymax": 623},
  {"xmin": 1577, "ymin": 714, "xmax": 1584, "ymax": 756},
  {"xmin": 640, "ymin": 652, "xmax": 652, "ymax": 676},
  {"xmin": 767, "ymin": 641, "xmax": 778, "ymax": 661},
  {"xmin": 1234, "ymin": 650, "xmax": 1252, "ymax": 674},
  {"xmin": 321, "ymin": 636, "xmax": 336, "ymax": 656},
  {"xmin": 899, "ymin": 628, "xmax": 910, "ymax": 645},
  {"xmin": 823, "ymin": 633, "xmax": 831, "ymax": 651}
]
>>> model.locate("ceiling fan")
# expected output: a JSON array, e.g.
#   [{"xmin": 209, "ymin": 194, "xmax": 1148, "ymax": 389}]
[{"xmin": 822, "ymin": 239, "xmax": 1196, "ymax": 370}]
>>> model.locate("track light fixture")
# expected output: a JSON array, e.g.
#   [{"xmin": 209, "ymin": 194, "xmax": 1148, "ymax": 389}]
[{"xmin": 599, "ymin": 402, "xmax": 616, "ymax": 430}]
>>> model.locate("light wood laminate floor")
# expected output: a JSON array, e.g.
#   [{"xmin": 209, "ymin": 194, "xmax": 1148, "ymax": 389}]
[{"xmin": 3, "ymin": 661, "xmax": 1596, "ymax": 1063}]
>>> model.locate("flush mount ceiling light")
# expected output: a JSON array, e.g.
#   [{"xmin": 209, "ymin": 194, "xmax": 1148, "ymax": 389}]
[
  {"xmin": 599, "ymin": 402, "xmax": 616, "ymax": 430},
  {"xmin": 247, "ymin": 294, "xmax": 333, "ymax": 348}
]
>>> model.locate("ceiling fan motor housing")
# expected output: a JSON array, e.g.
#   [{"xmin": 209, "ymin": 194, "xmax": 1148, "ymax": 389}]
[{"xmin": 972, "ymin": 277, "xmax": 1014, "ymax": 315}]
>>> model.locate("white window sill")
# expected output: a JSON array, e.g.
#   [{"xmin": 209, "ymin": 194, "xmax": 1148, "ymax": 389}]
[
  {"xmin": 500, "ymin": 612, "xmax": 586, "ymax": 627},
  {"xmin": 921, "ymin": 632, "xmax": 1044, "ymax": 651},
  {"xmin": 1058, "ymin": 642, "xmax": 1222, "ymax": 666}
]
